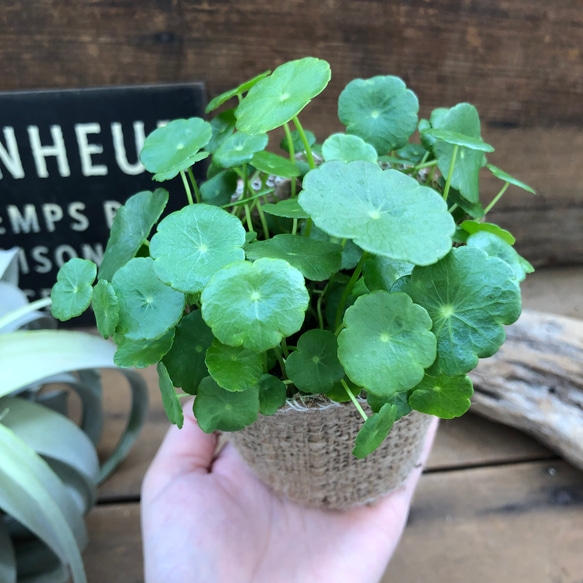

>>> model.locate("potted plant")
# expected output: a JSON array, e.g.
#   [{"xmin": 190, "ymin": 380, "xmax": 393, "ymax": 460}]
[
  {"xmin": 50, "ymin": 57, "xmax": 535, "ymax": 509},
  {"xmin": 0, "ymin": 248, "xmax": 149, "ymax": 582}
]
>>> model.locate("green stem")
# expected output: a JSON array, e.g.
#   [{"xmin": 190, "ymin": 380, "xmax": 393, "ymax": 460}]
[
  {"xmin": 180, "ymin": 170, "xmax": 194, "ymax": 205},
  {"xmin": 0, "ymin": 297, "xmax": 52, "ymax": 331},
  {"xmin": 293, "ymin": 116, "xmax": 316, "ymax": 170},
  {"xmin": 406, "ymin": 159, "xmax": 438, "ymax": 174},
  {"xmin": 425, "ymin": 163, "xmax": 437, "ymax": 186},
  {"xmin": 304, "ymin": 218, "xmax": 313, "ymax": 237},
  {"xmin": 222, "ymin": 188, "xmax": 274, "ymax": 209},
  {"xmin": 442, "ymin": 145, "xmax": 458, "ymax": 203},
  {"xmin": 142, "ymin": 239, "xmax": 150, "ymax": 248},
  {"xmin": 187, "ymin": 168, "xmax": 202, "ymax": 204},
  {"xmin": 316, "ymin": 275, "xmax": 334, "ymax": 331},
  {"xmin": 291, "ymin": 218, "xmax": 298, "ymax": 235},
  {"xmin": 255, "ymin": 199, "xmax": 270, "ymax": 239},
  {"xmin": 273, "ymin": 346, "xmax": 287, "ymax": 379},
  {"xmin": 335, "ymin": 251, "xmax": 367, "ymax": 331},
  {"xmin": 342, "ymin": 379, "xmax": 368, "ymax": 421},
  {"xmin": 448, "ymin": 203, "xmax": 459, "ymax": 214},
  {"xmin": 244, "ymin": 204, "xmax": 254, "ymax": 231},
  {"xmin": 484, "ymin": 182, "xmax": 510, "ymax": 214},
  {"xmin": 281, "ymin": 337, "xmax": 289, "ymax": 358},
  {"xmin": 283, "ymin": 122, "xmax": 297, "ymax": 200}
]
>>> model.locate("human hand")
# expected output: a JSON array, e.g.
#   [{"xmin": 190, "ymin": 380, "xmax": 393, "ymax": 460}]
[{"xmin": 141, "ymin": 403, "xmax": 438, "ymax": 583}]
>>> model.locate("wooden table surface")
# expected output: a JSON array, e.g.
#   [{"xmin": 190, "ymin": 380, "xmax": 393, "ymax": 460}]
[{"xmin": 83, "ymin": 266, "xmax": 583, "ymax": 583}]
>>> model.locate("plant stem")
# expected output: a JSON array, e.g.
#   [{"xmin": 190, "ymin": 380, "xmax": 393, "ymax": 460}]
[
  {"xmin": 335, "ymin": 251, "xmax": 367, "ymax": 331},
  {"xmin": 316, "ymin": 275, "xmax": 334, "ymax": 331},
  {"xmin": 293, "ymin": 116, "xmax": 316, "ymax": 170},
  {"xmin": 273, "ymin": 346, "xmax": 287, "ymax": 379},
  {"xmin": 291, "ymin": 218, "xmax": 298, "ymax": 235},
  {"xmin": 304, "ymin": 218, "xmax": 313, "ymax": 237},
  {"xmin": 406, "ymin": 158, "xmax": 438, "ymax": 175},
  {"xmin": 244, "ymin": 204, "xmax": 254, "ymax": 231},
  {"xmin": 448, "ymin": 203, "xmax": 459, "ymax": 214},
  {"xmin": 442, "ymin": 145, "xmax": 458, "ymax": 203},
  {"xmin": 0, "ymin": 297, "xmax": 52, "ymax": 331},
  {"xmin": 187, "ymin": 168, "xmax": 202, "ymax": 204},
  {"xmin": 281, "ymin": 337, "xmax": 289, "ymax": 358},
  {"xmin": 180, "ymin": 170, "xmax": 194, "ymax": 205},
  {"xmin": 425, "ymin": 163, "xmax": 437, "ymax": 186},
  {"xmin": 342, "ymin": 379, "xmax": 368, "ymax": 421},
  {"xmin": 256, "ymin": 200, "xmax": 270, "ymax": 239},
  {"xmin": 283, "ymin": 122, "xmax": 297, "ymax": 200},
  {"xmin": 484, "ymin": 182, "xmax": 510, "ymax": 214}
]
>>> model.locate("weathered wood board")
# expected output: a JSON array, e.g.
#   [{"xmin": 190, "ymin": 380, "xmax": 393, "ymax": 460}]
[{"xmin": 1, "ymin": 1, "xmax": 581, "ymax": 266}]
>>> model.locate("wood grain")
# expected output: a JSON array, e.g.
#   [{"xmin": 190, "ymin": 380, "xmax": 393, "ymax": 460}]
[
  {"xmin": 84, "ymin": 460, "xmax": 583, "ymax": 583},
  {"xmin": 0, "ymin": 1, "xmax": 581, "ymax": 265}
]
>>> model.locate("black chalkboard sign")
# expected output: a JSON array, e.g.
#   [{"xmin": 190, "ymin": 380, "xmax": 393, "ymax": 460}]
[{"xmin": 0, "ymin": 83, "xmax": 206, "ymax": 311}]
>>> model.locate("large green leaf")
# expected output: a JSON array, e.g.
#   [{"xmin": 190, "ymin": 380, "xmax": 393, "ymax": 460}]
[
  {"xmin": 0, "ymin": 425, "xmax": 87, "ymax": 583},
  {"xmin": 245, "ymin": 234, "xmax": 342, "ymax": 281},
  {"xmin": 236, "ymin": 57, "xmax": 331, "ymax": 134},
  {"xmin": 460, "ymin": 220, "xmax": 515, "ymax": 245},
  {"xmin": 98, "ymin": 189, "xmax": 169, "ymax": 281},
  {"xmin": 337, "ymin": 291, "xmax": 436, "ymax": 397},
  {"xmin": 92, "ymin": 280, "xmax": 119, "ymax": 339},
  {"xmin": 338, "ymin": 76, "xmax": 419, "ymax": 154},
  {"xmin": 466, "ymin": 231, "xmax": 534, "ymax": 282},
  {"xmin": 193, "ymin": 376, "xmax": 259, "ymax": 432},
  {"xmin": 205, "ymin": 339, "xmax": 263, "ymax": 392},
  {"xmin": 140, "ymin": 118, "xmax": 212, "ymax": 179},
  {"xmin": 409, "ymin": 372, "xmax": 473, "ymax": 418},
  {"xmin": 113, "ymin": 330, "xmax": 175, "ymax": 368},
  {"xmin": 367, "ymin": 390, "xmax": 412, "ymax": 421},
  {"xmin": 205, "ymin": 70, "xmax": 271, "ymax": 113},
  {"xmin": 150, "ymin": 204, "xmax": 246, "ymax": 294},
  {"xmin": 432, "ymin": 103, "xmax": 485, "ymax": 204},
  {"xmin": 363, "ymin": 255, "xmax": 414, "ymax": 292},
  {"xmin": 285, "ymin": 330, "xmax": 345, "ymax": 394},
  {"xmin": 421, "ymin": 128, "xmax": 494, "ymax": 152},
  {"xmin": 262, "ymin": 199, "xmax": 309, "ymax": 219},
  {"xmin": 112, "ymin": 257, "xmax": 185, "ymax": 341},
  {"xmin": 321, "ymin": 133, "xmax": 378, "ymax": 163},
  {"xmin": 207, "ymin": 109, "xmax": 237, "ymax": 154},
  {"xmin": 393, "ymin": 246, "xmax": 522, "ymax": 375},
  {"xmin": 215, "ymin": 131, "xmax": 268, "ymax": 168},
  {"xmin": 51, "ymin": 259, "xmax": 96, "ymax": 321},
  {"xmin": 162, "ymin": 310, "xmax": 213, "ymax": 395},
  {"xmin": 299, "ymin": 161, "xmax": 455, "ymax": 265},
  {"xmin": 352, "ymin": 403, "xmax": 397, "ymax": 459},
  {"xmin": 201, "ymin": 258, "xmax": 309, "ymax": 352},
  {"xmin": 157, "ymin": 362, "xmax": 184, "ymax": 428}
]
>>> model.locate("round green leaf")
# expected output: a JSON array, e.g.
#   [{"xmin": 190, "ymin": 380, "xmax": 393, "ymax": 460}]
[
  {"xmin": 338, "ymin": 76, "xmax": 419, "ymax": 154},
  {"xmin": 433, "ymin": 103, "xmax": 485, "ymax": 204},
  {"xmin": 322, "ymin": 133, "xmax": 378, "ymax": 163},
  {"xmin": 162, "ymin": 310, "xmax": 213, "ymax": 395},
  {"xmin": 279, "ymin": 129, "xmax": 316, "ymax": 154},
  {"xmin": 262, "ymin": 199, "xmax": 309, "ymax": 219},
  {"xmin": 466, "ymin": 231, "xmax": 534, "ymax": 282},
  {"xmin": 150, "ymin": 204, "xmax": 246, "ymax": 294},
  {"xmin": 51, "ymin": 258, "xmax": 96, "ymax": 321},
  {"xmin": 258, "ymin": 374, "xmax": 287, "ymax": 415},
  {"xmin": 92, "ymin": 279, "xmax": 119, "ymax": 339},
  {"xmin": 205, "ymin": 339, "xmax": 263, "ymax": 392},
  {"xmin": 157, "ymin": 361, "xmax": 184, "ymax": 428},
  {"xmin": 112, "ymin": 257, "xmax": 185, "ymax": 341},
  {"xmin": 98, "ymin": 189, "xmax": 169, "ymax": 281},
  {"xmin": 352, "ymin": 403, "xmax": 397, "ymax": 459},
  {"xmin": 245, "ymin": 234, "xmax": 342, "ymax": 281},
  {"xmin": 285, "ymin": 330, "xmax": 345, "ymax": 394},
  {"xmin": 367, "ymin": 390, "xmax": 412, "ymax": 421},
  {"xmin": 324, "ymin": 377, "xmax": 361, "ymax": 403},
  {"xmin": 201, "ymin": 258, "xmax": 309, "ymax": 352},
  {"xmin": 140, "ymin": 118, "xmax": 212, "ymax": 178},
  {"xmin": 487, "ymin": 164, "xmax": 536, "ymax": 194},
  {"xmin": 200, "ymin": 169, "xmax": 238, "ymax": 206},
  {"xmin": 395, "ymin": 143, "xmax": 427, "ymax": 164},
  {"xmin": 114, "ymin": 329, "xmax": 175, "ymax": 368},
  {"xmin": 337, "ymin": 291, "xmax": 436, "ymax": 397},
  {"xmin": 460, "ymin": 220, "xmax": 515, "ymax": 245},
  {"xmin": 215, "ymin": 131, "xmax": 268, "ymax": 168},
  {"xmin": 363, "ymin": 256, "xmax": 414, "ymax": 292},
  {"xmin": 194, "ymin": 376, "xmax": 259, "ymax": 433},
  {"xmin": 409, "ymin": 372, "xmax": 473, "ymax": 418},
  {"xmin": 421, "ymin": 128, "xmax": 494, "ymax": 152},
  {"xmin": 207, "ymin": 109, "xmax": 237, "ymax": 154},
  {"xmin": 251, "ymin": 150, "xmax": 300, "ymax": 178},
  {"xmin": 152, "ymin": 151, "xmax": 209, "ymax": 182},
  {"xmin": 299, "ymin": 161, "xmax": 455, "ymax": 265},
  {"xmin": 235, "ymin": 57, "xmax": 331, "ymax": 134},
  {"xmin": 393, "ymin": 246, "xmax": 522, "ymax": 376},
  {"xmin": 205, "ymin": 70, "xmax": 271, "ymax": 113}
]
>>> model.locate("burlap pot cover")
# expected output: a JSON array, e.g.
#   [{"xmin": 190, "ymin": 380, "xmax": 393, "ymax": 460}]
[{"xmin": 229, "ymin": 395, "xmax": 433, "ymax": 510}]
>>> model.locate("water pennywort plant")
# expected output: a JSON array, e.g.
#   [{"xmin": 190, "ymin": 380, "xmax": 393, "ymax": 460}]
[{"xmin": 51, "ymin": 57, "xmax": 535, "ymax": 459}]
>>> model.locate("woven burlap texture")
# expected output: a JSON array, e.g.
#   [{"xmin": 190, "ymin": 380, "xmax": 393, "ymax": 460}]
[{"xmin": 229, "ymin": 396, "xmax": 433, "ymax": 509}]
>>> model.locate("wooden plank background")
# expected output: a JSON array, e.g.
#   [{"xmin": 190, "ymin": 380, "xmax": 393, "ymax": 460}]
[{"xmin": 0, "ymin": 0, "xmax": 581, "ymax": 266}]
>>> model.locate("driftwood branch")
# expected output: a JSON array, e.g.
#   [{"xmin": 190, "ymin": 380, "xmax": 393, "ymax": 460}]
[{"xmin": 470, "ymin": 309, "xmax": 583, "ymax": 471}]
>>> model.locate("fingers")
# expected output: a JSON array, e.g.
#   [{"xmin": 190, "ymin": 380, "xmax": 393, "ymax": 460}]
[{"xmin": 142, "ymin": 399, "xmax": 218, "ymax": 500}]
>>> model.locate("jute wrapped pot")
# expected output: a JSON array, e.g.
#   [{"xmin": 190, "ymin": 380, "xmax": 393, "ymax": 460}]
[{"xmin": 229, "ymin": 395, "xmax": 434, "ymax": 510}]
